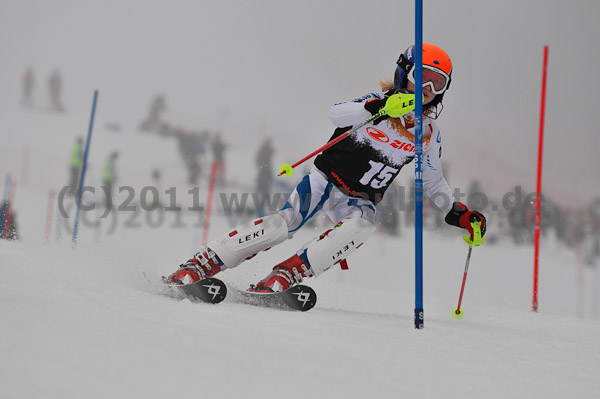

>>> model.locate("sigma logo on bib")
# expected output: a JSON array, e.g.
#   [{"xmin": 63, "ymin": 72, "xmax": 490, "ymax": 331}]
[
  {"xmin": 366, "ymin": 127, "xmax": 416, "ymax": 152},
  {"xmin": 366, "ymin": 127, "xmax": 390, "ymax": 143}
]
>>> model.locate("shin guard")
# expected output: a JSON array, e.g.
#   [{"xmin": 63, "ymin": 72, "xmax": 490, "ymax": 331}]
[
  {"xmin": 208, "ymin": 214, "xmax": 289, "ymax": 269},
  {"xmin": 304, "ymin": 218, "xmax": 376, "ymax": 277}
]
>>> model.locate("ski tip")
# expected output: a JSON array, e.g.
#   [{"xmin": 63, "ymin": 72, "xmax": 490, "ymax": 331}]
[
  {"xmin": 170, "ymin": 277, "xmax": 227, "ymax": 304},
  {"xmin": 283, "ymin": 285, "xmax": 317, "ymax": 312},
  {"xmin": 241, "ymin": 284, "xmax": 317, "ymax": 311}
]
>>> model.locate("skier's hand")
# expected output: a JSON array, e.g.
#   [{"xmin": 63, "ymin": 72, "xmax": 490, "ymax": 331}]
[
  {"xmin": 445, "ymin": 202, "xmax": 487, "ymax": 242},
  {"xmin": 364, "ymin": 99, "xmax": 389, "ymax": 125},
  {"xmin": 364, "ymin": 89, "xmax": 412, "ymax": 125}
]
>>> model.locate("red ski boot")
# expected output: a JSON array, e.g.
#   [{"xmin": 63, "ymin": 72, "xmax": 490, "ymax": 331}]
[
  {"xmin": 253, "ymin": 253, "xmax": 314, "ymax": 292},
  {"xmin": 163, "ymin": 248, "xmax": 224, "ymax": 285}
]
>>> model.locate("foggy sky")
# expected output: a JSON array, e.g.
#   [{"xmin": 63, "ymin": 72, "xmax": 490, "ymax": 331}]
[{"xmin": 1, "ymin": 0, "xmax": 599, "ymax": 205}]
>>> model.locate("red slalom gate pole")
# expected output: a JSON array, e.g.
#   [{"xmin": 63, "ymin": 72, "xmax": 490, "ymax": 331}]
[
  {"xmin": 533, "ymin": 46, "xmax": 549, "ymax": 313},
  {"xmin": 202, "ymin": 161, "xmax": 219, "ymax": 246},
  {"xmin": 45, "ymin": 190, "xmax": 56, "ymax": 244}
]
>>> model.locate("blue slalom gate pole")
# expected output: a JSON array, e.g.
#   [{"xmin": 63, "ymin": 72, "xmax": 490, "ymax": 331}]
[
  {"xmin": 72, "ymin": 90, "xmax": 99, "ymax": 247},
  {"xmin": 414, "ymin": 0, "xmax": 424, "ymax": 329}
]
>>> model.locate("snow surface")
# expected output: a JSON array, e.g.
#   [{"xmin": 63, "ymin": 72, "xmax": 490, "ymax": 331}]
[
  {"xmin": 1, "ymin": 105, "xmax": 599, "ymax": 399},
  {"xmin": 1, "ymin": 1, "xmax": 600, "ymax": 397}
]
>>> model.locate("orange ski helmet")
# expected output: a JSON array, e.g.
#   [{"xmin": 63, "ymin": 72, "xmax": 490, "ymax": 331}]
[{"xmin": 394, "ymin": 43, "xmax": 452, "ymax": 110}]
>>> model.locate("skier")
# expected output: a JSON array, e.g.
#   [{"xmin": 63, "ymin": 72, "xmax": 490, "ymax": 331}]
[{"xmin": 164, "ymin": 43, "xmax": 487, "ymax": 293}]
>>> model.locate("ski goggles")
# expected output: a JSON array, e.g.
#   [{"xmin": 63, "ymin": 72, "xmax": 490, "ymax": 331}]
[{"xmin": 407, "ymin": 65, "xmax": 451, "ymax": 95}]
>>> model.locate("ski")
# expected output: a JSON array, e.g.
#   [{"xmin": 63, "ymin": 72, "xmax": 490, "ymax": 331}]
[
  {"xmin": 159, "ymin": 274, "xmax": 316, "ymax": 311},
  {"xmin": 236, "ymin": 285, "xmax": 317, "ymax": 312},
  {"xmin": 161, "ymin": 277, "xmax": 227, "ymax": 304}
]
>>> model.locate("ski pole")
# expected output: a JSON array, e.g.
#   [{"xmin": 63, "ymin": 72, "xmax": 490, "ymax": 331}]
[
  {"xmin": 453, "ymin": 246, "xmax": 472, "ymax": 319},
  {"xmin": 452, "ymin": 220, "xmax": 484, "ymax": 319},
  {"xmin": 278, "ymin": 92, "xmax": 420, "ymax": 177}
]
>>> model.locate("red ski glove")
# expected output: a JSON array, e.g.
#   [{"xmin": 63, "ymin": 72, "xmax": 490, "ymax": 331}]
[{"xmin": 444, "ymin": 202, "xmax": 487, "ymax": 241}]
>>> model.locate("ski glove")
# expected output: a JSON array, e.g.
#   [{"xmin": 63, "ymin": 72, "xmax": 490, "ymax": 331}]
[
  {"xmin": 445, "ymin": 202, "xmax": 487, "ymax": 241},
  {"xmin": 363, "ymin": 89, "xmax": 414, "ymax": 125}
]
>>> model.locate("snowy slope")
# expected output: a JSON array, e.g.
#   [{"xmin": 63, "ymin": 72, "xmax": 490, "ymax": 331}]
[
  {"xmin": 1, "ymin": 106, "xmax": 599, "ymax": 399},
  {"xmin": 2, "ymin": 1, "xmax": 600, "ymax": 396}
]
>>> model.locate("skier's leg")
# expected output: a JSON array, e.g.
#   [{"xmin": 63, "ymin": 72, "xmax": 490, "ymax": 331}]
[
  {"xmin": 210, "ymin": 168, "xmax": 334, "ymax": 267},
  {"xmin": 164, "ymin": 169, "xmax": 332, "ymax": 284},
  {"xmin": 279, "ymin": 168, "xmax": 334, "ymax": 237},
  {"xmin": 209, "ymin": 213, "xmax": 289, "ymax": 268},
  {"xmin": 255, "ymin": 189, "xmax": 377, "ymax": 292},
  {"xmin": 255, "ymin": 217, "xmax": 376, "ymax": 291},
  {"xmin": 164, "ymin": 213, "xmax": 290, "ymax": 284}
]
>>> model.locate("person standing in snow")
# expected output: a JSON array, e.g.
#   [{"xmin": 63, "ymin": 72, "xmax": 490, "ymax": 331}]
[
  {"xmin": 67, "ymin": 137, "xmax": 83, "ymax": 196},
  {"xmin": 102, "ymin": 151, "xmax": 119, "ymax": 207},
  {"xmin": 0, "ymin": 200, "xmax": 19, "ymax": 240},
  {"xmin": 176, "ymin": 130, "xmax": 204, "ymax": 185},
  {"xmin": 255, "ymin": 137, "xmax": 274, "ymax": 217},
  {"xmin": 212, "ymin": 133, "xmax": 227, "ymax": 186},
  {"xmin": 164, "ymin": 43, "xmax": 487, "ymax": 293},
  {"xmin": 48, "ymin": 69, "xmax": 65, "ymax": 112},
  {"xmin": 140, "ymin": 94, "xmax": 167, "ymax": 133},
  {"xmin": 21, "ymin": 67, "xmax": 35, "ymax": 109}
]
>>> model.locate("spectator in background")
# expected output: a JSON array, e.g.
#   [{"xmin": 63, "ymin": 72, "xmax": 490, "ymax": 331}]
[
  {"xmin": 581, "ymin": 209, "xmax": 598, "ymax": 267},
  {"xmin": 377, "ymin": 183, "xmax": 401, "ymax": 236},
  {"xmin": 255, "ymin": 137, "xmax": 274, "ymax": 217},
  {"xmin": 0, "ymin": 200, "xmax": 19, "ymax": 241},
  {"xmin": 48, "ymin": 69, "xmax": 65, "ymax": 112},
  {"xmin": 68, "ymin": 137, "xmax": 83, "ymax": 195},
  {"xmin": 176, "ymin": 130, "xmax": 204, "ymax": 185},
  {"xmin": 21, "ymin": 67, "xmax": 35, "ymax": 109},
  {"xmin": 102, "ymin": 151, "xmax": 119, "ymax": 207},
  {"xmin": 467, "ymin": 180, "xmax": 483, "ymax": 200},
  {"xmin": 140, "ymin": 94, "xmax": 167, "ymax": 134},
  {"xmin": 149, "ymin": 169, "xmax": 164, "ymax": 208},
  {"xmin": 212, "ymin": 133, "xmax": 227, "ymax": 186}
]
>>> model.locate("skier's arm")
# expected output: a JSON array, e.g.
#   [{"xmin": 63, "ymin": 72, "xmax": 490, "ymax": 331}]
[
  {"xmin": 423, "ymin": 128, "xmax": 488, "ymax": 240},
  {"xmin": 422, "ymin": 127, "xmax": 454, "ymax": 214},
  {"xmin": 328, "ymin": 93, "xmax": 383, "ymax": 127}
]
